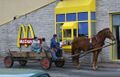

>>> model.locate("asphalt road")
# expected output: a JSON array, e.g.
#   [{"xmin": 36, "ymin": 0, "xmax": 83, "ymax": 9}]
[{"xmin": 0, "ymin": 60, "xmax": 120, "ymax": 77}]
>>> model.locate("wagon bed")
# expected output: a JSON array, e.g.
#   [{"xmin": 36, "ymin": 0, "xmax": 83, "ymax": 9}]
[
  {"xmin": 9, "ymin": 51, "xmax": 51, "ymax": 59},
  {"xmin": 4, "ymin": 50, "xmax": 52, "ymax": 70}
]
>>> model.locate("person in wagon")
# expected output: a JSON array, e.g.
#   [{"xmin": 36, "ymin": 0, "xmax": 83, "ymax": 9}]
[
  {"xmin": 31, "ymin": 36, "xmax": 41, "ymax": 53},
  {"xmin": 50, "ymin": 34, "xmax": 64, "ymax": 59},
  {"xmin": 50, "ymin": 34, "xmax": 59, "ymax": 59},
  {"xmin": 41, "ymin": 38, "xmax": 49, "ymax": 51}
]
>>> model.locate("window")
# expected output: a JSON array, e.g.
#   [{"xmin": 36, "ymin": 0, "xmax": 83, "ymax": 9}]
[
  {"xmin": 56, "ymin": 14, "xmax": 65, "ymax": 22},
  {"xmin": 78, "ymin": 12, "xmax": 88, "ymax": 21},
  {"xmin": 112, "ymin": 15, "xmax": 120, "ymax": 26},
  {"xmin": 56, "ymin": 23, "xmax": 64, "ymax": 41},
  {"xmin": 66, "ymin": 13, "xmax": 76, "ymax": 21},
  {"xmin": 78, "ymin": 22, "xmax": 88, "ymax": 35},
  {"xmin": 63, "ymin": 29, "xmax": 71, "ymax": 37},
  {"xmin": 91, "ymin": 12, "xmax": 96, "ymax": 20},
  {"xmin": 73, "ymin": 29, "xmax": 77, "ymax": 37}
]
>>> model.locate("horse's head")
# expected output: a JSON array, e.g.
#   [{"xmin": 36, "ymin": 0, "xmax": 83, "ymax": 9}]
[{"xmin": 105, "ymin": 28, "xmax": 115, "ymax": 41}]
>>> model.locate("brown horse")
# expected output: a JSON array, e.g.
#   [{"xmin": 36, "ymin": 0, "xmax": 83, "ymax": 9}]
[{"xmin": 72, "ymin": 28, "xmax": 115, "ymax": 70}]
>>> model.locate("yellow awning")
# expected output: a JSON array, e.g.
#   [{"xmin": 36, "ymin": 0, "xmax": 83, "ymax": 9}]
[
  {"xmin": 62, "ymin": 22, "xmax": 78, "ymax": 29},
  {"xmin": 55, "ymin": 0, "xmax": 96, "ymax": 14}
]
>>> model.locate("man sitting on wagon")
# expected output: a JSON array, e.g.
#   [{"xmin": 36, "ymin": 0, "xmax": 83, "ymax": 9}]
[
  {"xmin": 50, "ymin": 34, "xmax": 63, "ymax": 60},
  {"xmin": 41, "ymin": 38, "xmax": 49, "ymax": 51},
  {"xmin": 31, "ymin": 37, "xmax": 41, "ymax": 53}
]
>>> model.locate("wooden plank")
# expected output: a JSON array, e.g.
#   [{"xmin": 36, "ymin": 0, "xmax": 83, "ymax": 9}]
[{"xmin": 9, "ymin": 51, "xmax": 49, "ymax": 58}]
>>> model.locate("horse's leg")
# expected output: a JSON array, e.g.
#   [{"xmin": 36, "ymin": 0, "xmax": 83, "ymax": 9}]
[
  {"xmin": 74, "ymin": 49, "xmax": 80, "ymax": 69},
  {"xmin": 72, "ymin": 48, "xmax": 76, "ymax": 64},
  {"xmin": 94, "ymin": 50, "xmax": 101, "ymax": 69},
  {"xmin": 72, "ymin": 49, "xmax": 80, "ymax": 69},
  {"xmin": 92, "ymin": 51, "xmax": 97, "ymax": 70},
  {"xmin": 92, "ymin": 51, "xmax": 100, "ymax": 70},
  {"xmin": 72, "ymin": 47, "xmax": 75, "ymax": 64}
]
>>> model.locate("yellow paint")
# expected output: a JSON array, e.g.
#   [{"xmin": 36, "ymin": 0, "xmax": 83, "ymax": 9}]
[
  {"xmin": 111, "ymin": 59, "xmax": 120, "ymax": 61},
  {"xmin": 54, "ymin": 14, "xmax": 57, "ymax": 34},
  {"xmin": 17, "ymin": 24, "xmax": 35, "ymax": 48},
  {"xmin": 62, "ymin": 45, "xmax": 71, "ymax": 50},
  {"xmin": 88, "ymin": 11, "xmax": 92, "ymax": 38},
  {"xmin": 55, "ymin": 20, "xmax": 95, "ymax": 23},
  {"xmin": 55, "ymin": 0, "xmax": 96, "ymax": 52},
  {"xmin": 55, "ymin": 0, "xmax": 96, "ymax": 14},
  {"xmin": 109, "ymin": 14, "xmax": 113, "ymax": 61},
  {"xmin": 62, "ymin": 22, "xmax": 78, "ymax": 52},
  {"xmin": 110, "ymin": 12, "xmax": 120, "ymax": 14},
  {"xmin": 65, "ymin": 13, "xmax": 66, "ymax": 21},
  {"xmin": 62, "ymin": 22, "xmax": 78, "ymax": 29}
]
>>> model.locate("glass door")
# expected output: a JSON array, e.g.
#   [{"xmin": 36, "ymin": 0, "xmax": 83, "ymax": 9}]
[
  {"xmin": 112, "ymin": 14, "xmax": 120, "ymax": 59},
  {"xmin": 114, "ymin": 26, "xmax": 120, "ymax": 59}
]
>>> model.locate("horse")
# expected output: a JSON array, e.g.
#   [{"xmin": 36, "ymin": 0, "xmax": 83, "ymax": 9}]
[{"xmin": 71, "ymin": 28, "xmax": 115, "ymax": 70}]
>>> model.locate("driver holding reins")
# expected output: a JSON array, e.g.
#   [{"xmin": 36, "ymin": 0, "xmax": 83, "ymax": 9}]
[{"xmin": 50, "ymin": 34, "xmax": 60, "ymax": 59}]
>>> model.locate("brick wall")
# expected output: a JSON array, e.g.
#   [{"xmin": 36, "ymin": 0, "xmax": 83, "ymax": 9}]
[
  {"xmin": 96, "ymin": 0, "xmax": 120, "ymax": 62},
  {"xmin": 0, "ymin": 2, "xmax": 56, "ymax": 56}
]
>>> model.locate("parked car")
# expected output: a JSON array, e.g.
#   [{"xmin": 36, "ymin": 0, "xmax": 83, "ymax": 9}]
[{"xmin": 0, "ymin": 69, "xmax": 50, "ymax": 77}]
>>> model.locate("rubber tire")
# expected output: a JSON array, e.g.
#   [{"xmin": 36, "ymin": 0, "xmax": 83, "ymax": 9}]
[
  {"xmin": 55, "ymin": 59, "xmax": 65, "ymax": 67},
  {"xmin": 19, "ymin": 60, "xmax": 27, "ymax": 66},
  {"xmin": 40, "ymin": 58, "xmax": 51, "ymax": 70},
  {"xmin": 4, "ymin": 56, "xmax": 13, "ymax": 68}
]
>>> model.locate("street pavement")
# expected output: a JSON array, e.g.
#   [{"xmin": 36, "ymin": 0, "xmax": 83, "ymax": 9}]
[{"xmin": 0, "ymin": 58, "xmax": 120, "ymax": 77}]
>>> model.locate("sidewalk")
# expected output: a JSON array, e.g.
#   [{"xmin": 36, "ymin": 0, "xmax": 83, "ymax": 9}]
[{"xmin": 98, "ymin": 62, "xmax": 120, "ymax": 68}]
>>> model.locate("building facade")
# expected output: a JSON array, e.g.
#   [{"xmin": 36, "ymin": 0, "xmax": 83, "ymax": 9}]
[
  {"xmin": 96, "ymin": 0, "xmax": 120, "ymax": 62},
  {"xmin": 0, "ymin": 0, "xmax": 120, "ymax": 63},
  {"xmin": 55, "ymin": 0, "xmax": 96, "ymax": 51}
]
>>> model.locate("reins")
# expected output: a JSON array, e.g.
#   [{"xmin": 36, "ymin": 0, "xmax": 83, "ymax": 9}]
[{"xmin": 65, "ymin": 42, "xmax": 115, "ymax": 59}]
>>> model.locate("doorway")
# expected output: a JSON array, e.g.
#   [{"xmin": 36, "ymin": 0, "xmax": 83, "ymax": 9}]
[
  {"xmin": 112, "ymin": 14, "xmax": 120, "ymax": 59},
  {"xmin": 114, "ymin": 26, "xmax": 120, "ymax": 59}
]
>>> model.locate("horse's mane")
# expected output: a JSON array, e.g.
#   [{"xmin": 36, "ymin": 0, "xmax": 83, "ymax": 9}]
[{"xmin": 97, "ymin": 28, "xmax": 109, "ymax": 34}]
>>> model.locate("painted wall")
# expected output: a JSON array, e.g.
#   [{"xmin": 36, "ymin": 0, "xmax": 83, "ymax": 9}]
[
  {"xmin": 0, "ymin": 2, "xmax": 56, "ymax": 56},
  {"xmin": 96, "ymin": 0, "xmax": 120, "ymax": 62}
]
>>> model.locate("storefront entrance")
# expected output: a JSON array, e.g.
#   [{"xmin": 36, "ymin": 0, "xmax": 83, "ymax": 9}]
[
  {"xmin": 114, "ymin": 26, "xmax": 120, "ymax": 59},
  {"xmin": 112, "ymin": 14, "xmax": 120, "ymax": 59}
]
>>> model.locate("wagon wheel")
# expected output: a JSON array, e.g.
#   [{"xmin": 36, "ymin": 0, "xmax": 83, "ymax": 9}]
[
  {"xmin": 4, "ymin": 56, "xmax": 14, "ymax": 68},
  {"xmin": 54, "ymin": 59, "xmax": 65, "ymax": 67},
  {"xmin": 19, "ymin": 60, "xmax": 27, "ymax": 66},
  {"xmin": 40, "ymin": 58, "xmax": 51, "ymax": 70}
]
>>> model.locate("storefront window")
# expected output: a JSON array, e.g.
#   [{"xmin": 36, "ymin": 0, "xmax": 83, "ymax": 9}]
[
  {"xmin": 73, "ymin": 29, "xmax": 77, "ymax": 37},
  {"xmin": 78, "ymin": 12, "xmax": 88, "ymax": 21},
  {"xmin": 56, "ymin": 23, "xmax": 64, "ymax": 41},
  {"xmin": 112, "ymin": 15, "xmax": 120, "ymax": 26},
  {"xmin": 78, "ymin": 22, "xmax": 88, "ymax": 35},
  {"xmin": 66, "ymin": 13, "xmax": 76, "ymax": 21},
  {"xmin": 56, "ymin": 14, "xmax": 65, "ymax": 22},
  {"xmin": 63, "ymin": 29, "xmax": 71, "ymax": 37}
]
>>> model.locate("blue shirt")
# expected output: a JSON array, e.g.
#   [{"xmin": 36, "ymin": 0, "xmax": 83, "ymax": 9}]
[{"xmin": 50, "ymin": 37, "xmax": 58, "ymax": 48}]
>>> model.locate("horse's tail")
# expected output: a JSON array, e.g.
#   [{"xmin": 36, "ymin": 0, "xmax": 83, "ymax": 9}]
[{"xmin": 71, "ymin": 44, "xmax": 75, "ymax": 63}]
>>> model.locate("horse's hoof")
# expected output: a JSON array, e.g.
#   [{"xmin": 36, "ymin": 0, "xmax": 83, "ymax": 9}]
[
  {"xmin": 93, "ymin": 66, "xmax": 98, "ymax": 70},
  {"xmin": 73, "ymin": 62, "xmax": 78, "ymax": 66},
  {"xmin": 93, "ymin": 67, "xmax": 96, "ymax": 70},
  {"xmin": 76, "ymin": 64, "xmax": 81, "ymax": 69}
]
